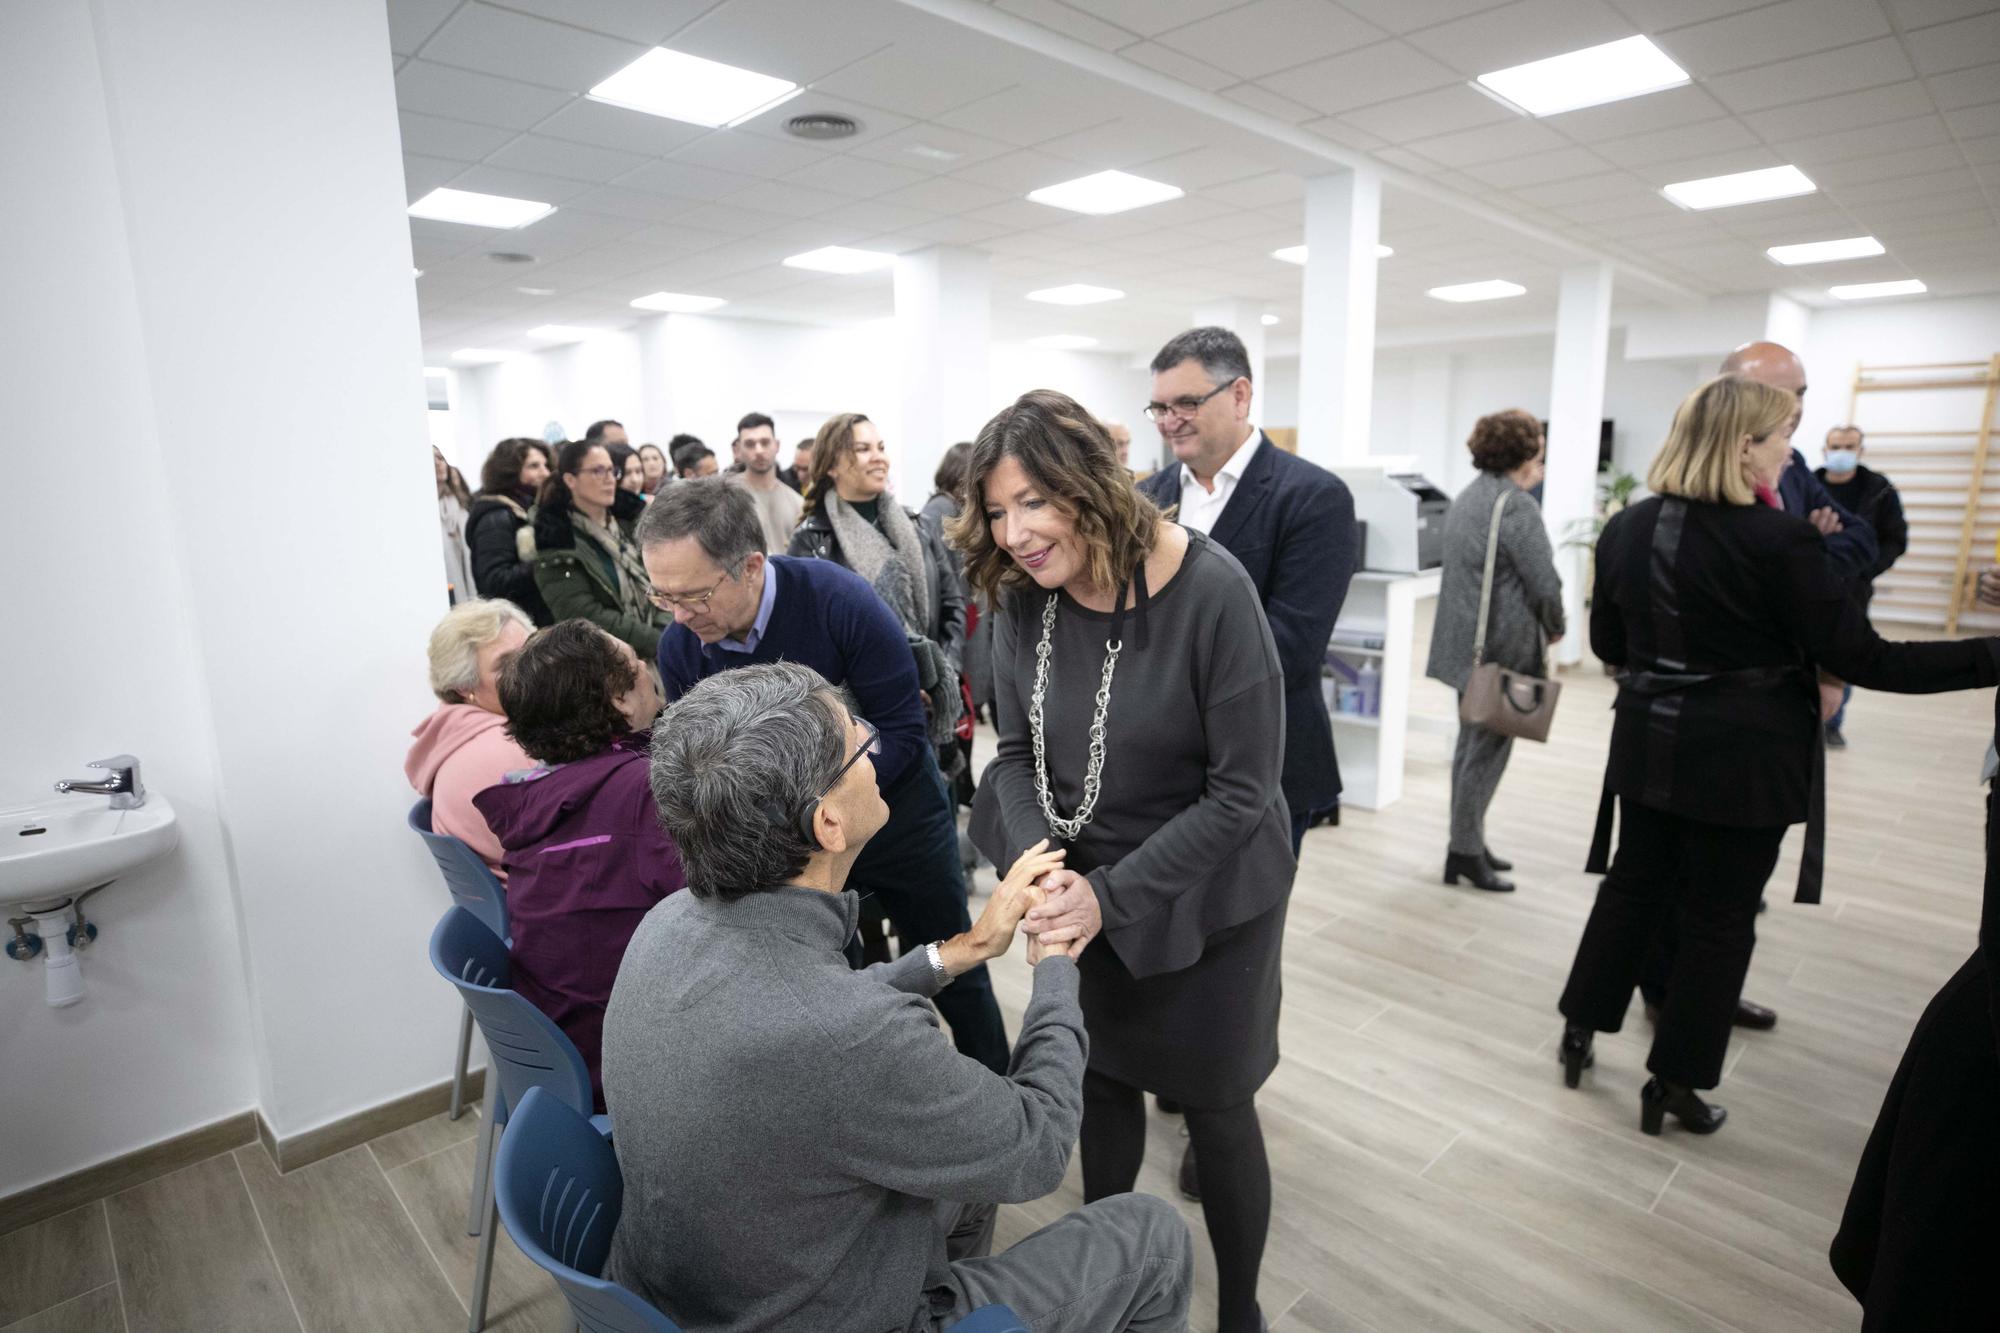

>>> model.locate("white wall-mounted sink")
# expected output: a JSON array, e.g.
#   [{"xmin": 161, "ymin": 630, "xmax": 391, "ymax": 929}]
[{"xmin": 1, "ymin": 796, "xmax": 178, "ymax": 911}]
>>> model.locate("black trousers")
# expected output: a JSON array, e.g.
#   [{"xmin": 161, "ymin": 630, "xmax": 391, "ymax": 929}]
[{"xmin": 1559, "ymin": 798, "xmax": 1785, "ymax": 1089}]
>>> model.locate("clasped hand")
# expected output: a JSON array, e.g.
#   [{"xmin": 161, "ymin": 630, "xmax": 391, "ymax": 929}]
[{"xmin": 964, "ymin": 839, "xmax": 1102, "ymax": 967}]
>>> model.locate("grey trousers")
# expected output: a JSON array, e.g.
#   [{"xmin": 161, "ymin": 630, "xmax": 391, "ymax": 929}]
[
  {"xmin": 928, "ymin": 1194, "xmax": 1193, "ymax": 1333},
  {"xmin": 1449, "ymin": 710, "xmax": 1514, "ymax": 856}
]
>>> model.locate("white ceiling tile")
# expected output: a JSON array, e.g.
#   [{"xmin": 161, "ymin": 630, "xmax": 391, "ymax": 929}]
[
  {"xmin": 875, "ymin": 175, "xmax": 1015, "ymax": 215},
  {"xmin": 447, "ymin": 163, "xmax": 597, "ymax": 205},
  {"xmin": 1258, "ymin": 39, "xmax": 1460, "ymax": 117},
  {"xmin": 1905, "ymin": 10, "xmax": 2000, "ymax": 73},
  {"xmin": 1403, "ymin": 118, "xmax": 1567, "ymax": 168},
  {"xmin": 1628, "ymin": 141, "xmax": 1785, "ymax": 184},
  {"xmin": 876, "ymin": 215, "xmax": 1018, "ymax": 246},
  {"xmin": 395, "ymin": 61, "xmax": 575, "ymax": 130},
  {"xmin": 562, "ymin": 185, "xmax": 709, "ymax": 223},
  {"xmin": 1704, "ymin": 37, "xmax": 1918, "ymax": 115},
  {"xmin": 1402, "ymin": 0, "xmax": 1633, "ymax": 76},
  {"xmin": 1927, "ymin": 62, "xmax": 2000, "ymax": 111},
  {"xmin": 1299, "ymin": 117, "xmax": 1390, "ymax": 153},
  {"xmin": 1946, "ymin": 101, "xmax": 2000, "ymax": 137},
  {"xmin": 404, "ymin": 152, "xmax": 466, "ymax": 202},
  {"xmin": 1522, "ymin": 171, "xmax": 1646, "ymax": 206},
  {"xmin": 668, "ymin": 0, "xmax": 905, "ymax": 83},
  {"xmin": 618, "ymin": 221, "xmax": 739, "ymax": 253},
  {"xmin": 1810, "ymin": 141, "xmax": 1973, "ymax": 185},
  {"xmin": 993, "ymin": 0, "xmax": 1137, "ymax": 48},
  {"xmin": 1543, "ymin": 84, "xmax": 1733, "ymax": 143},
  {"xmin": 1609, "ymin": 0, "xmax": 1778, "ymax": 31},
  {"xmin": 1115, "ymin": 40, "xmax": 1238, "ymax": 91},
  {"xmin": 1227, "ymin": 171, "xmax": 1306, "ymax": 207},
  {"xmin": 1882, "ymin": 0, "xmax": 1999, "ymax": 28},
  {"xmin": 533, "ymin": 100, "xmax": 710, "ymax": 155},
  {"xmin": 398, "ymin": 110, "xmax": 518, "ymax": 160},
  {"xmin": 487, "ymin": 135, "xmax": 652, "ymax": 183},
  {"xmin": 420, "ymin": 3, "xmax": 648, "ymax": 91},
  {"xmin": 949, "ymin": 149, "xmax": 1094, "ymax": 194},
  {"xmin": 1337, "ymin": 0, "xmax": 1516, "ymax": 33},
  {"xmin": 1858, "ymin": 185, "xmax": 1995, "ymax": 220},
  {"xmin": 617, "ymin": 157, "xmax": 761, "ymax": 198},
  {"xmin": 730, "ymin": 93, "xmax": 915, "ymax": 150},
  {"xmin": 720, "ymin": 178, "xmax": 856, "ymax": 217},
  {"xmin": 1460, "ymin": 145, "xmax": 1616, "ymax": 188},
  {"xmin": 1213, "ymin": 82, "xmax": 1318, "ymax": 125},
  {"xmin": 1153, "ymin": 0, "xmax": 1386, "ymax": 81},
  {"xmin": 494, "ymin": 0, "xmax": 720, "ymax": 44},
  {"xmin": 812, "ymin": 45, "xmax": 1030, "ymax": 120},
  {"xmin": 780, "ymin": 154, "xmax": 931, "ymax": 197},
  {"xmin": 846, "ymin": 122, "xmax": 1019, "ymax": 174},
  {"xmin": 1339, "ymin": 83, "xmax": 1517, "ymax": 141},
  {"xmin": 1031, "ymin": 115, "xmax": 1210, "ymax": 168},
  {"xmin": 1136, "ymin": 145, "xmax": 1278, "ymax": 189},
  {"xmin": 669, "ymin": 130, "xmax": 827, "ymax": 178},
  {"xmin": 1654, "ymin": 0, "xmax": 1891, "ymax": 77},
  {"xmin": 388, "ymin": 0, "xmax": 460, "ymax": 56},
  {"xmin": 1745, "ymin": 80, "xmax": 1941, "ymax": 143},
  {"xmin": 1773, "ymin": 113, "xmax": 1953, "ymax": 164},
  {"xmin": 1060, "ymin": 0, "xmax": 1246, "ymax": 38},
  {"xmin": 1547, "ymin": 192, "xmax": 1672, "ymax": 224},
  {"xmin": 934, "ymin": 84, "xmax": 1126, "ymax": 147},
  {"xmin": 1962, "ymin": 133, "xmax": 2000, "ymax": 164},
  {"xmin": 964, "ymin": 197, "xmax": 1075, "ymax": 229},
  {"xmin": 1591, "ymin": 117, "xmax": 1758, "ymax": 169},
  {"xmin": 1831, "ymin": 167, "xmax": 1987, "ymax": 203}
]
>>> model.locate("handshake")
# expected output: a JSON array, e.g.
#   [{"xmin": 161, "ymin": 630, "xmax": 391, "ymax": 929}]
[{"xmin": 966, "ymin": 838, "xmax": 1101, "ymax": 968}]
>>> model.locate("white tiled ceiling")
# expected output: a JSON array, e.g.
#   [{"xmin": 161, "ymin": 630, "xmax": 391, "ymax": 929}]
[{"xmin": 395, "ymin": 0, "xmax": 2000, "ymax": 364}]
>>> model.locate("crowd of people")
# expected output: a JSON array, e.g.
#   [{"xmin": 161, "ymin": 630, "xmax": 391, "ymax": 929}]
[{"xmin": 408, "ymin": 324, "xmax": 1994, "ymax": 1332}]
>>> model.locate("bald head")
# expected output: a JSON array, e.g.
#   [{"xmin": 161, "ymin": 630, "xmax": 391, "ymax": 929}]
[{"xmin": 1721, "ymin": 340, "xmax": 1806, "ymax": 440}]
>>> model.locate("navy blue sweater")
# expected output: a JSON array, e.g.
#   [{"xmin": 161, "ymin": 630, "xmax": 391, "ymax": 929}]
[{"xmin": 656, "ymin": 556, "xmax": 926, "ymax": 790}]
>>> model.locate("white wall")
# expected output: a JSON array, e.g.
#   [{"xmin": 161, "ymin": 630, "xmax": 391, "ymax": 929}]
[{"xmin": 1799, "ymin": 293, "xmax": 2000, "ymax": 464}]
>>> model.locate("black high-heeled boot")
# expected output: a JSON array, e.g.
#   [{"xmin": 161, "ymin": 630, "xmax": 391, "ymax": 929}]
[
  {"xmin": 1482, "ymin": 847, "xmax": 1513, "ymax": 871},
  {"xmin": 1558, "ymin": 1024, "xmax": 1595, "ymax": 1088},
  {"xmin": 1443, "ymin": 850, "xmax": 1515, "ymax": 892},
  {"xmin": 1640, "ymin": 1077, "xmax": 1727, "ymax": 1135}
]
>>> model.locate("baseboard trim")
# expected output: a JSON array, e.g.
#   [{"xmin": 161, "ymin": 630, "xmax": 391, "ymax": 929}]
[
  {"xmin": 0, "ymin": 1110, "xmax": 259, "ymax": 1237},
  {"xmin": 257, "ymin": 1068, "xmax": 485, "ymax": 1175}
]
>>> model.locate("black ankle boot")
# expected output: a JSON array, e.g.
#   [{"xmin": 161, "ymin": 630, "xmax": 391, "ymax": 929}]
[
  {"xmin": 1559, "ymin": 1024, "xmax": 1595, "ymax": 1088},
  {"xmin": 1640, "ymin": 1077, "xmax": 1727, "ymax": 1135},
  {"xmin": 1482, "ymin": 847, "xmax": 1513, "ymax": 872},
  {"xmin": 1443, "ymin": 850, "xmax": 1514, "ymax": 892}
]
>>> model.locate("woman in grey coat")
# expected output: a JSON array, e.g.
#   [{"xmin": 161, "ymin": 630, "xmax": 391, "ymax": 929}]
[{"xmin": 1425, "ymin": 409, "xmax": 1566, "ymax": 891}]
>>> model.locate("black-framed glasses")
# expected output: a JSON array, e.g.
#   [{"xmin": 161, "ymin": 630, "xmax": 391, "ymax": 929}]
[
  {"xmin": 789, "ymin": 717, "xmax": 880, "ymax": 839},
  {"xmin": 1142, "ymin": 379, "xmax": 1238, "ymax": 422},
  {"xmin": 647, "ymin": 560, "xmax": 743, "ymax": 613}
]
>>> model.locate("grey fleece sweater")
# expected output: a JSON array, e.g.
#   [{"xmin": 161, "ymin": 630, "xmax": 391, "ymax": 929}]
[{"xmin": 600, "ymin": 885, "xmax": 1087, "ymax": 1333}]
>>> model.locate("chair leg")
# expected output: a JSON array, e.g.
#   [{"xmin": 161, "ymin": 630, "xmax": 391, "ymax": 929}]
[
  {"xmin": 467, "ymin": 1100, "xmax": 498, "ymax": 1237},
  {"xmin": 468, "ymin": 1166, "xmax": 498, "ymax": 1333},
  {"xmin": 449, "ymin": 1005, "xmax": 474, "ymax": 1121}
]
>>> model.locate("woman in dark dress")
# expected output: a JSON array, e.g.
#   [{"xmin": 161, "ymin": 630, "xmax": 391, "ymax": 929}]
[
  {"xmin": 958, "ymin": 389, "xmax": 1293, "ymax": 1333},
  {"xmin": 1558, "ymin": 374, "xmax": 2000, "ymax": 1136},
  {"xmin": 467, "ymin": 437, "xmax": 554, "ymax": 625}
]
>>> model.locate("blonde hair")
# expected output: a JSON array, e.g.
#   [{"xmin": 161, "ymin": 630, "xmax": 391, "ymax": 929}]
[
  {"xmin": 427, "ymin": 599, "xmax": 533, "ymax": 702},
  {"xmin": 1646, "ymin": 374, "xmax": 1795, "ymax": 506}
]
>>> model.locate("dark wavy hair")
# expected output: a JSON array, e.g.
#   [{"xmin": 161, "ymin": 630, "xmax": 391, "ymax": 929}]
[
  {"xmin": 477, "ymin": 437, "xmax": 551, "ymax": 499},
  {"xmin": 948, "ymin": 390, "xmax": 1160, "ymax": 605},
  {"xmin": 535, "ymin": 439, "xmax": 608, "ymax": 513},
  {"xmin": 1467, "ymin": 409, "xmax": 1543, "ymax": 474},
  {"xmin": 800, "ymin": 412, "xmax": 871, "ymax": 520},
  {"xmin": 498, "ymin": 619, "xmax": 637, "ymax": 764}
]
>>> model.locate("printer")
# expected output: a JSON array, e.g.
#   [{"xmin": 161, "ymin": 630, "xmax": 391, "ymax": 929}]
[{"xmin": 1340, "ymin": 462, "xmax": 1450, "ymax": 573}]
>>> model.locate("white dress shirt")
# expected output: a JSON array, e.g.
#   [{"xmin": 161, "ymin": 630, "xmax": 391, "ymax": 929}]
[{"xmin": 1176, "ymin": 424, "xmax": 1262, "ymax": 536}]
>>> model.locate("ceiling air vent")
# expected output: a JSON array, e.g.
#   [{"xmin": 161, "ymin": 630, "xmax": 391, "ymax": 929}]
[
  {"xmin": 485, "ymin": 251, "xmax": 537, "ymax": 265},
  {"xmin": 784, "ymin": 113, "xmax": 860, "ymax": 140}
]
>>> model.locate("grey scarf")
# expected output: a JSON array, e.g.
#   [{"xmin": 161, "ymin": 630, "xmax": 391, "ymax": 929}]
[{"xmin": 824, "ymin": 495, "xmax": 928, "ymax": 637}]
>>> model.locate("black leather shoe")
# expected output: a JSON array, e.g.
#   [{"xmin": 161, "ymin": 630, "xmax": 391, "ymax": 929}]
[
  {"xmin": 1178, "ymin": 1141, "xmax": 1200, "ymax": 1202},
  {"xmin": 1482, "ymin": 847, "xmax": 1513, "ymax": 872},
  {"xmin": 1559, "ymin": 1024, "xmax": 1595, "ymax": 1088},
  {"xmin": 1443, "ymin": 851, "xmax": 1515, "ymax": 892},
  {"xmin": 1824, "ymin": 724, "xmax": 1847, "ymax": 749},
  {"xmin": 1155, "ymin": 1096, "xmax": 1183, "ymax": 1115},
  {"xmin": 1640, "ymin": 1078, "xmax": 1727, "ymax": 1135},
  {"xmin": 1732, "ymin": 999, "xmax": 1778, "ymax": 1030}
]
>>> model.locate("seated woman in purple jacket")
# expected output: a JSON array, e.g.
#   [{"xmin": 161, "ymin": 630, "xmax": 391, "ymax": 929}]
[{"xmin": 473, "ymin": 619, "xmax": 683, "ymax": 1108}]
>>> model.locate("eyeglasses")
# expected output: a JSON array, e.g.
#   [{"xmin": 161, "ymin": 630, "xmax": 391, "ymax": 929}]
[
  {"xmin": 647, "ymin": 562, "xmax": 741, "ymax": 613},
  {"xmin": 1142, "ymin": 379, "xmax": 1238, "ymax": 422},
  {"xmin": 787, "ymin": 717, "xmax": 880, "ymax": 839},
  {"xmin": 577, "ymin": 465, "xmax": 620, "ymax": 481}
]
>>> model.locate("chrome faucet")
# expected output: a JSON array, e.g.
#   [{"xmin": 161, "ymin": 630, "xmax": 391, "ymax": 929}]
[{"xmin": 55, "ymin": 755, "xmax": 146, "ymax": 810}]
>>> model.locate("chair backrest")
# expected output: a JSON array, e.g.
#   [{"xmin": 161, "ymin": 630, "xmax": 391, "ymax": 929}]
[
  {"xmin": 427, "ymin": 907, "xmax": 593, "ymax": 1125},
  {"xmin": 496, "ymin": 1088, "xmax": 682, "ymax": 1333},
  {"xmin": 409, "ymin": 797, "xmax": 510, "ymax": 942}
]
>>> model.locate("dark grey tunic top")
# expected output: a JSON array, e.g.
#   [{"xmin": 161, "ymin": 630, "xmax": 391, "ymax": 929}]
[{"xmin": 973, "ymin": 528, "xmax": 1294, "ymax": 981}]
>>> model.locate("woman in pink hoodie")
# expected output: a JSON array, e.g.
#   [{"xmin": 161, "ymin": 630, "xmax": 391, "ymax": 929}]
[{"xmin": 405, "ymin": 599, "xmax": 535, "ymax": 875}]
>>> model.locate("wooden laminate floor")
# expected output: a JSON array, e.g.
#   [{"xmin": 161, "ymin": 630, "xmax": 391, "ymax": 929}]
[{"xmin": 4, "ymin": 615, "xmax": 1983, "ymax": 1331}]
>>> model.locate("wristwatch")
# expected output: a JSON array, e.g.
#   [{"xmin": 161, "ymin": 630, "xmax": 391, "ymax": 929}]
[{"xmin": 925, "ymin": 941, "xmax": 950, "ymax": 988}]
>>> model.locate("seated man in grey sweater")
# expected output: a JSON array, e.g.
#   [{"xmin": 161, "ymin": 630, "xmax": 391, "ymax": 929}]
[{"xmin": 603, "ymin": 662, "xmax": 1192, "ymax": 1333}]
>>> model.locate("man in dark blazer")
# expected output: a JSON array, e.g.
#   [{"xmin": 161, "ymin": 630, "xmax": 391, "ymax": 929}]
[{"xmin": 1139, "ymin": 326, "xmax": 1357, "ymax": 855}]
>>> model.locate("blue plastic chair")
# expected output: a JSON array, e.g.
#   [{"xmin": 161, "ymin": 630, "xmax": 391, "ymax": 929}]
[
  {"xmin": 429, "ymin": 906, "xmax": 608, "ymax": 1333},
  {"xmin": 497, "ymin": 1088, "xmax": 1028, "ymax": 1333},
  {"xmin": 408, "ymin": 798, "xmax": 510, "ymax": 1123}
]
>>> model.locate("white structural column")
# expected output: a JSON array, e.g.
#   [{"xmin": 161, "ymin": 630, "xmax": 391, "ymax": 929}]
[
  {"xmin": 1297, "ymin": 169, "xmax": 1382, "ymax": 468},
  {"xmin": 1193, "ymin": 299, "xmax": 1267, "ymax": 393},
  {"xmin": 1544, "ymin": 262, "xmax": 1614, "ymax": 668},
  {"xmin": 895, "ymin": 247, "xmax": 991, "ymax": 501}
]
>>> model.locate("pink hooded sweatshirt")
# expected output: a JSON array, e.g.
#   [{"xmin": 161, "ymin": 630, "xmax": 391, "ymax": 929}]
[{"xmin": 405, "ymin": 704, "xmax": 532, "ymax": 877}]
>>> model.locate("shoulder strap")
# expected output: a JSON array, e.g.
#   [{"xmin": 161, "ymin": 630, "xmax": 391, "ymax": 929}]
[{"xmin": 1470, "ymin": 489, "xmax": 1508, "ymax": 667}]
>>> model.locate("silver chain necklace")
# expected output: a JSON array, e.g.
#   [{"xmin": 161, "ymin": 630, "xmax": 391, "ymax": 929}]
[{"xmin": 1029, "ymin": 592, "xmax": 1122, "ymax": 840}]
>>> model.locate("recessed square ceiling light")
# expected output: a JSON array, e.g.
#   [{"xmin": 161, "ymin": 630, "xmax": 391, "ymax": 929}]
[
  {"xmin": 1026, "ymin": 284, "xmax": 1125, "ymax": 305},
  {"xmin": 1662, "ymin": 165, "xmax": 1815, "ymax": 211},
  {"xmin": 1027, "ymin": 170, "xmax": 1183, "ymax": 216},
  {"xmin": 630, "ymin": 291, "xmax": 728, "ymax": 313},
  {"xmin": 587, "ymin": 47, "xmax": 800, "ymax": 129},
  {"xmin": 1029, "ymin": 334, "xmax": 1099, "ymax": 349},
  {"xmin": 782, "ymin": 246, "xmax": 897, "ymax": 275},
  {"xmin": 527, "ymin": 325, "xmax": 597, "ymax": 342},
  {"xmin": 1261, "ymin": 314, "xmax": 1280, "ymax": 326},
  {"xmin": 451, "ymin": 348, "xmax": 516, "ymax": 363},
  {"xmin": 1766, "ymin": 236, "xmax": 1885, "ymax": 266},
  {"xmin": 1830, "ymin": 278, "xmax": 1926, "ymax": 300},
  {"xmin": 408, "ymin": 187, "xmax": 555, "ymax": 229},
  {"xmin": 1272, "ymin": 243, "xmax": 1393, "ymax": 264},
  {"xmin": 1475, "ymin": 35, "xmax": 1689, "ymax": 117},
  {"xmin": 1428, "ymin": 280, "xmax": 1527, "ymax": 303}
]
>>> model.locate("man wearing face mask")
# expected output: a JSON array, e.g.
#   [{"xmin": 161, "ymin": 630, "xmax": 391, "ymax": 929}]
[{"xmin": 1815, "ymin": 426, "xmax": 1909, "ymax": 748}]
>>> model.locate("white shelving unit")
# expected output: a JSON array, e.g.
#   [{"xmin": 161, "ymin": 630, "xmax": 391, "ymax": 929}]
[{"xmin": 1327, "ymin": 568, "xmax": 1441, "ymax": 810}]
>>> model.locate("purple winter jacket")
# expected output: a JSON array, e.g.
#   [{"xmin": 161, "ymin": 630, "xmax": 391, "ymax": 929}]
[{"xmin": 472, "ymin": 731, "xmax": 684, "ymax": 1109}]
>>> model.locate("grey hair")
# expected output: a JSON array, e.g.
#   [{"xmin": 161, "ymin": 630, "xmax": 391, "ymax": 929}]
[
  {"xmin": 649, "ymin": 663, "xmax": 849, "ymax": 901},
  {"xmin": 426, "ymin": 598, "xmax": 533, "ymax": 702},
  {"xmin": 1826, "ymin": 423, "xmax": 1865, "ymax": 445},
  {"xmin": 1150, "ymin": 325, "xmax": 1253, "ymax": 385},
  {"xmin": 633, "ymin": 476, "xmax": 764, "ymax": 570}
]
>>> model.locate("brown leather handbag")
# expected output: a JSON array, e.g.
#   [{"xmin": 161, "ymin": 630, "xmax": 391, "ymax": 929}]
[{"xmin": 1460, "ymin": 490, "xmax": 1561, "ymax": 742}]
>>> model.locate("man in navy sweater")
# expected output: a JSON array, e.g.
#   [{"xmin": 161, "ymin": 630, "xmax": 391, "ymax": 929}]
[{"xmin": 636, "ymin": 479, "xmax": 1010, "ymax": 1073}]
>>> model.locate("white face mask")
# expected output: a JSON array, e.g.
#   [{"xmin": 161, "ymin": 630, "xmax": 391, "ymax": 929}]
[{"xmin": 1825, "ymin": 449, "xmax": 1860, "ymax": 473}]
